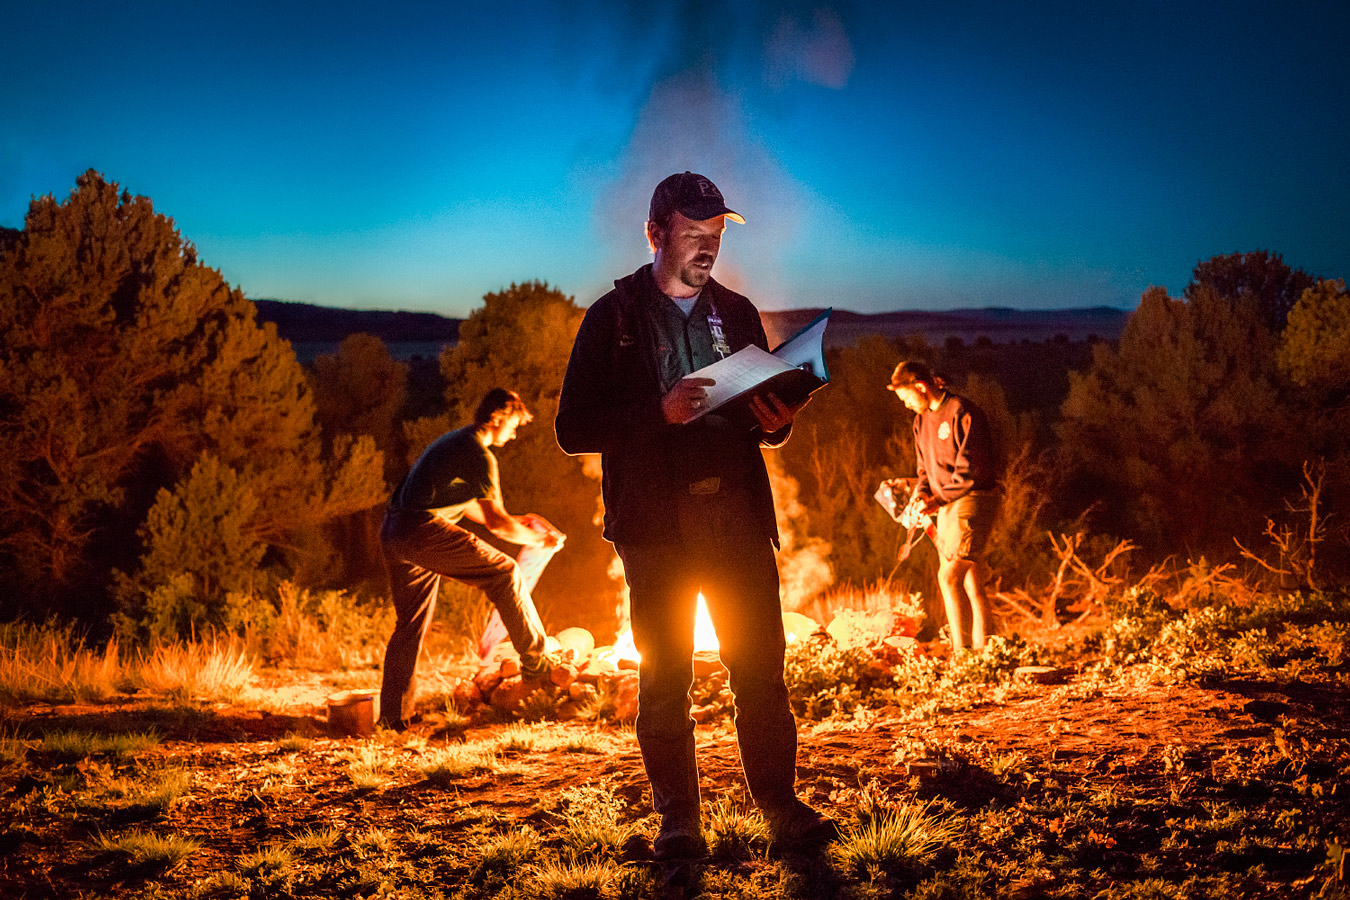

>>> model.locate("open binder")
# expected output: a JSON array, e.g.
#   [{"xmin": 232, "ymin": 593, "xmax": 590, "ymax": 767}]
[{"xmin": 681, "ymin": 308, "xmax": 832, "ymax": 428}]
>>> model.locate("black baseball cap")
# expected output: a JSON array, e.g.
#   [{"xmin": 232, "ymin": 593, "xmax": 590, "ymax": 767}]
[{"xmin": 649, "ymin": 172, "xmax": 745, "ymax": 225}]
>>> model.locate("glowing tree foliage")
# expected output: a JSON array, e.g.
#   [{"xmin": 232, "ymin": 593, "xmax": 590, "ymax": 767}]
[
  {"xmin": 0, "ymin": 172, "xmax": 384, "ymax": 625},
  {"xmin": 311, "ymin": 333, "xmax": 409, "ymax": 474},
  {"xmin": 1279, "ymin": 279, "xmax": 1350, "ymax": 400}
]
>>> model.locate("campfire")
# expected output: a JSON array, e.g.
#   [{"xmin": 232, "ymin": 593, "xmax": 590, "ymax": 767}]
[{"xmin": 456, "ymin": 591, "xmax": 921, "ymax": 724}]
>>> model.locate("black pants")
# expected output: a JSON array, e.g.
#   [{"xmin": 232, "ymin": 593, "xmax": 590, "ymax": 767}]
[
  {"xmin": 616, "ymin": 487, "xmax": 799, "ymax": 820},
  {"xmin": 380, "ymin": 508, "xmax": 547, "ymax": 724}
]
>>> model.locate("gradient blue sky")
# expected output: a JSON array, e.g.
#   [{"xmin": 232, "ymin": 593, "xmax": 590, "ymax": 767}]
[{"xmin": 4, "ymin": 1, "xmax": 1347, "ymax": 316}]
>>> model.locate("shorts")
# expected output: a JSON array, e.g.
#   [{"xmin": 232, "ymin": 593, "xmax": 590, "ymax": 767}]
[{"xmin": 935, "ymin": 490, "xmax": 996, "ymax": 562}]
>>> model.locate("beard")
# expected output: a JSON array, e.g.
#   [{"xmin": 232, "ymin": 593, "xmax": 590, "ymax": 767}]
[{"xmin": 678, "ymin": 254, "xmax": 716, "ymax": 290}]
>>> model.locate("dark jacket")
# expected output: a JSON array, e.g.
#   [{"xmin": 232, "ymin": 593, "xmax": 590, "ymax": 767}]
[
  {"xmin": 913, "ymin": 392, "xmax": 998, "ymax": 504},
  {"xmin": 555, "ymin": 264, "xmax": 786, "ymax": 546}
]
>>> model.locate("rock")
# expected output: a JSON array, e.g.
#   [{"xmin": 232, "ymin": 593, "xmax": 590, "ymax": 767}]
[
  {"xmin": 692, "ymin": 651, "xmax": 725, "ymax": 678},
  {"xmin": 577, "ymin": 657, "xmax": 618, "ymax": 684},
  {"xmin": 555, "ymin": 627, "xmax": 596, "ymax": 658},
  {"xmin": 549, "ymin": 663, "xmax": 579, "ymax": 689},
  {"xmin": 883, "ymin": 635, "xmax": 919, "ymax": 651},
  {"xmin": 904, "ymin": 758, "xmax": 957, "ymax": 777},
  {"xmin": 826, "ymin": 609, "xmax": 898, "ymax": 649},
  {"xmin": 544, "ymin": 635, "xmax": 563, "ymax": 656},
  {"xmin": 473, "ymin": 664, "xmax": 503, "ymax": 697},
  {"xmin": 489, "ymin": 677, "xmax": 533, "ymax": 711},
  {"xmin": 1014, "ymin": 665, "xmax": 1069, "ymax": 685},
  {"xmin": 690, "ymin": 703, "xmax": 723, "ymax": 724},
  {"xmin": 452, "ymin": 679, "xmax": 482, "ymax": 708},
  {"xmin": 555, "ymin": 699, "xmax": 583, "ymax": 721},
  {"xmin": 781, "ymin": 611, "xmax": 821, "ymax": 644},
  {"xmin": 617, "ymin": 657, "xmax": 640, "ymax": 671},
  {"xmin": 499, "ymin": 657, "xmax": 522, "ymax": 678},
  {"xmin": 568, "ymin": 682, "xmax": 598, "ymax": 702},
  {"xmin": 613, "ymin": 673, "xmax": 641, "ymax": 723}
]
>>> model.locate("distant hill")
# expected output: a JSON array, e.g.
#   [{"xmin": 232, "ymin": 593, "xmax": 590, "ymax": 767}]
[
  {"xmin": 253, "ymin": 297, "xmax": 1131, "ymax": 362},
  {"xmin": 762, "ymin": 306, "xmax": 1130, "ymax": 349},
  {"xmin": 254, "ymin": 299, "xmax": 460, "ymax": 344}
]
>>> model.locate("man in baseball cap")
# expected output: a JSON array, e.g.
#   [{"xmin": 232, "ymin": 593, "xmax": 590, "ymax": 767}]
[
  {"xmin": 557, "ymin": 173, "xmax": 836, "ymax": 860},
  {"xmin": 648, "ymin": 171, "xmax": 746, "ymax": 225}
]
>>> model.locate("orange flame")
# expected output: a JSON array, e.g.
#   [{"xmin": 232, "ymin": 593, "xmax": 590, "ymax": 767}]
[{"xmin": 601, "ymin": 595, "xmax": 819, "ymax": 666}]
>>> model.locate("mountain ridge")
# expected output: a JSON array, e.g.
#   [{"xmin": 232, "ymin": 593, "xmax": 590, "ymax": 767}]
[{"xmin": 254, "ymin": 297, "xmax": 1131, "ymax": 354}]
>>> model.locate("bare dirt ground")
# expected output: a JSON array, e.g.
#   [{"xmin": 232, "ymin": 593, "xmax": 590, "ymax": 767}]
[{"xmin": 4, "ymin": 662, "xmax": 1347, "ymax": 899}]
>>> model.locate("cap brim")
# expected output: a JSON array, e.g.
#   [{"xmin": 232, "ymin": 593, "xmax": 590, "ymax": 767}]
[{"xmin": 678, "ymin": 201, "xmax": 745, "ymax": 224}]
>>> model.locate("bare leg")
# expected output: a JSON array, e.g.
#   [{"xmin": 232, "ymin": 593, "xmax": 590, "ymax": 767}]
[
  {"xmin": 964, "ymin": 561, "xmax": 990, "ymax": 650},
  {"xmin": 937, "ymin": 557, "xmax": 966, "ymax": 652}
]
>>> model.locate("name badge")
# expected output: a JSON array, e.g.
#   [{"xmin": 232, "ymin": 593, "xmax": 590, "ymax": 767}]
[{"xmin": 707, "ymin": 312, "xmax": 732, "ymax": 360}]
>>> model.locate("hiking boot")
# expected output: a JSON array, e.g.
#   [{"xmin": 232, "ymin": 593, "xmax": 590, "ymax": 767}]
[
  {"xmin": 377, "ymin": 712, "xmax": 422, "ymax": 733},
  {"xmin": 762, "ymin": 800, "xmax": 841, "ymax": 850},
  {"xmin": 520, "ymin": 651, "xmax": 560, "ymax": 682},
  {"xmin": 653, "ymin": 813, "xmax": 707, "ymax": 861}
]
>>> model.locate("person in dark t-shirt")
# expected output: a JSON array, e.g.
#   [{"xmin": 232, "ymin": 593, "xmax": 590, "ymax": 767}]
[
  {"xmin": 884, "ymin": 361, "xmax": 998, "ymax": 653},
  {"xmin": 379, "ymin": 388, "xmax": 563, "ymax": 730}
]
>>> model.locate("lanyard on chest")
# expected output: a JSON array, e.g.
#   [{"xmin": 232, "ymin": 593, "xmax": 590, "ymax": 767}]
[{"xmin": 706, "ymin": 299, "xmax": 732, "ymax": 361}]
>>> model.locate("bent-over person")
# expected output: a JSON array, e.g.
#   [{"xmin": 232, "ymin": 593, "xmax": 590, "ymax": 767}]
[{"xmin": 379, "ymin": 388, "xmax": 563, "ymax": 731}]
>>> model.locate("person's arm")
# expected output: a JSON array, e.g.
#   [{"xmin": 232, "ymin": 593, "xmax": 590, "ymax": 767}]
[
  {"xmin": 462, "ymin": 498, "xmax": 560, "ymax": 547},
  {"xmin": 913, "ymin": 415, "xmax": 939, "ymax": 511},
  {"xmin": 745, "ymin": 305, "xmax": 796, "ymax": 447},
  {"xmin": 556, "ymin": 298, "xmax": 668, "ymax": 456}
]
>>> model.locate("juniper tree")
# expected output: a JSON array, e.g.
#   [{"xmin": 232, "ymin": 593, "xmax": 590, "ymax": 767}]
[
  {"xmin": 0, "ymin": 171, "xmax": 384, "ymax": 626},
  {"xmin": 1057, "ymin": 282, "xmax": 1296, "ymax": 555},
  {"xmin": 1187, "ymin": 249, "xmax": 1316, "ymax": 332}
]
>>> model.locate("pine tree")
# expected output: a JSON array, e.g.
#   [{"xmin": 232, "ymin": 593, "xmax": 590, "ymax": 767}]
[
  {"xmin": 1057, "ymin": 283, "xmax": 1295, "ymax": 554},
  {"xmin": 0, "ymin": 171, "xmax": 384, "ymax": 625}
]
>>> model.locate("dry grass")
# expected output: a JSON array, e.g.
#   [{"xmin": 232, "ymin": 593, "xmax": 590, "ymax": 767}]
[
  {"xmin": 0, "ymin": 624, "xmax": 124, "ymax": 704},
  {"xmin": 133, "ymin": 638, "xmax": 253, "ymax": 701},
  {"xmin": 0, "ymin": 623, "xmax": 257, "ymax": 706}
]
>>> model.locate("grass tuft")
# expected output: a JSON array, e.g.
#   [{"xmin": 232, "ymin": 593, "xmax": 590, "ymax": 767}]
[
  {"xmin": 528, "ymin": 857, "xmax": 625, "ymax": 897},
  {"xmin": 97, "ymin": 767, "xmax": 193, "ymax": 819},
  {"xmin": 707, "ymin": 795, "xmax": 771, "ymax": 858},
  {"xmin": 555, "ymin": 782, "xmax": 646, "ymax": 861},
  {"xmin": 288, "ymin": 825, "xmax": 343, "ymax": 853},
  {"xmin": 0, "ymin": 728, "xmax": 30, "ymax": 767},
  {"xmin": 475, "ymin": 826, "xmax": 542, "ymax": 877},
  {"xmin": 341, "ymin": 743, "xmax": 396, "ymax": 789},
  {"xmin": 421, "ymin": 745, "xmax": 498, "ymax": 785},
  {"xmin": 833, "ymin": 799, "xmax": 962, "ymax": 875},
  {"xmin": 91, "ymin": 829, "xmax": 201, "ymax": 874},
  {"xmin": 42, "ymin": 729, "xmax": 160, "ymax": 761},
  {"xmin": 0, "ymin": 624, "xmax": 123, "ymax": 704},
  {"xmin": 352, "ymin": 826, "xmax": 396, "ymax": 856},
  {"xmin": 275, "ymin": 732, "xmax": 312, "ymax": 752},
  {"xmin": 132, "ymin": 639, "xmax": 254, "ymax": 702}
]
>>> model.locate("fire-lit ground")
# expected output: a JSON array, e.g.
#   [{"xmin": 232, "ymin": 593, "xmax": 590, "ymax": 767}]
[{"xmin": 4, "ymin": 655, "xmax": 1348, "ymax": 899}]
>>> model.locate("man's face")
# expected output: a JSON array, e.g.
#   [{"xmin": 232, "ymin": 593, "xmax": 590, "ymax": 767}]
[
  {"xmin": 490, "ymin": 412, "xmax": 524, "ymax": 446},
  {"xmin": 891, "ymin": 384, "xmax": 928, "ymax": 414},
  {"xmin": 650, "ymin": 211, "xmax": 725, "ymax": 294}
]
